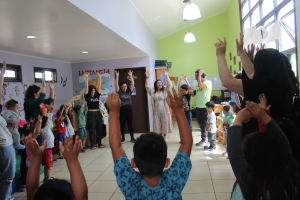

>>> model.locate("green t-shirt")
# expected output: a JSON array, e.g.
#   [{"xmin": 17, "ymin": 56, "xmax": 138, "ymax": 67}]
[{"xmin": 194, "ymin": 80, "xmax": 212, "ymax": 108}]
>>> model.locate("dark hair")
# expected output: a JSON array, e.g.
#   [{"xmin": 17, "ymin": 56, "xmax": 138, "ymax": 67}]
[
  {"xmin": 41, "ymin": 116, "xmax": 49, "ymax": 129},
  {"xmin": 133, "ymin": 132, "xmax": 167, "ymax": 178},
  {"xmin": 24, "ymin": 85, "xmax": 41, "ymax": 121},
  {"xmin": 253, "ymin": 49, "xmax": 297, "ymax": 100},
  {"xmin": 241, "ymin": 131, "xmax": 300, "ymax": 200},
  {"xmin": 234, "ymin": 72, "xmax": 242, "ymax": 79},
  {"xmin": 20, "ymin": 123, "xmax": 31, "ymax": 137},
  {"xmin": 223, "ymin": 105, "xmax": 231, "ymax": 112},
  {"xmin": 34, "ymin": 179, "xmax": 74, "ymax": 200},
  {"xmin": 6, "ymin": 99, "xmax": 18, "ymax": 109},
  {"xmin": 273, "ymin": 118, "xmax": 300, "ymax": 170},
  {"xmin": 57, "ymin": 105, "xmax": 68, "ymax": 126},
  {"xmin": 195, "ymin": 69, "xmax": 206, "ymax": 78},
  {"xmin": 87, "ymin": 85, "xmax": 98, "ymax": 98},
  {"xmin": 181, "ymin": 84, "xmax": 188, "ymax": 90},
  {"xmin": 119, "ymin": 81, "xmax": 127, "ymax": 88},
  {"xmin": 205, "ymin": 101, "xmax": 215, "ymax": 109},
  {"xmin": 154, "ymin": 79, "xmax": 164, "ymax": 94},
  {"xmin": 74, "ymin": 105, "xmax": 82, "ymax": 114}
]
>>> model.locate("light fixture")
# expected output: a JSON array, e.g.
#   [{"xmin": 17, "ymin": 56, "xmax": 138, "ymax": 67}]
[
  {"xmin": 82, "ymin": 51, "xmax": 88, "ymax": 54},
  {"xmin": 184, "ymin": 21, "xmax": 196, "ymax": 43},
  {"xmin": 183, "ymin": 0, "xmax": 201, "ymax": 20},
  {"xmin": 26, "ymin": 35, "xmax": 36, "ymax": 39}
]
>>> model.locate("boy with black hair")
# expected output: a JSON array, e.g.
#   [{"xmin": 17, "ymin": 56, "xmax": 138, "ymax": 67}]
[
  {"xmin": 220, "ymin": 105, "xmax": 234, "ymax": 157},
  {"xmin": 193, "ymin": 69, "xmax": 212, "ymax": 146},
  {"xmin": 74, "ymin": 101, "xmax": 88, "ymax": 153},
  {"xmin": 178, "ymin": 74, "xmax": 193, "ymax": 133},
  {"xmin": 106, "ymin": 88, "xmax": 193, "ymax": 199},
  {"xmin": 203, "ymin": 101, "xmax": 217, "ymax": 151}
]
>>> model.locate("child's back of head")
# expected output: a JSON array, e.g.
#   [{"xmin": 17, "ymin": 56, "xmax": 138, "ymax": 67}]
[
  {"xmin": 242, "ymin": 131, "xmax": 300, "ymax": 199},
  {"xmin": 223, "ymin": 105, "xmax": 231, "ymax": 112},
  {"xmin": 34, "ymin": 179, "xmax": 74, "ymax": 200},
  {"xmin": 205, "ymin": 101, "xmax": 215, "ymax": 109},
  {"xmin": 41, "ymin": 116, "xmax": 48, "ymax": 129},
  {"xmin": 74, "ymin": 105, "xmax": 82, "ymax": 114},
  {"xmin": 133, "ymin": 132, "xmax": 167, "ymax": 178}
]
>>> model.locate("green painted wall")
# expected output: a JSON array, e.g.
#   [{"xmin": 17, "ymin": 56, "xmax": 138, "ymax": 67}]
[{"xmin": 158, "ymin": 0, "xmax": 241, "ymax": 107}]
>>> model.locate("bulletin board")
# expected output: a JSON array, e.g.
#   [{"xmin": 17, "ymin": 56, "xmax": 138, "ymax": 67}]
[{"xmin": 205, "ymin": 75, "xmax": 225, "ymax": 91}]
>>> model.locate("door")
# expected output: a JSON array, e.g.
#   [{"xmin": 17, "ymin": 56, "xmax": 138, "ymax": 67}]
[{"xmin": 115, "ymin": 67, "xmax": 149, "ymax": 133}]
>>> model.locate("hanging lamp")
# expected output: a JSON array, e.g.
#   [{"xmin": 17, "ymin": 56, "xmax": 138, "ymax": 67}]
[
  {"xmin": 184, "ymin": 21, "xmax": 196, "ymax": 43},
  {"xmin": 183, "ymin": 0, "xmax": 201, "ymax": 20}
]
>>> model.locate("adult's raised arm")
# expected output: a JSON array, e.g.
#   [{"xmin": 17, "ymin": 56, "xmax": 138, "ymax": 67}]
[
  {"xmin": 128, "ymin": 70, "xmax": 134, "ymax": 92},
  {"xmin": 115, "ymin": 70, "xmax": 119, "ymax": 92},
  {"xmin": 84, "ymin": 72, "xmax": 89, "ymax": 95},
  {"xmin": 48, "ymin": 81, "xmax": 54, "ymax": 99},
  {"xmin": 0, "ymin": 61, "xmax": 6, "ymax": 105},
  {"xmin": 215, "ymin": 37, "xmax": 244, "ymax": 96},
  {"xmin": 236, "ymin": 32, "xmax": 254, "ymax": 79},
  {"xmin": 197, "ymin": 70, "xmax": 207, "ymax": 88},
  {"xmin": 145, "ymin": 71, "xmax": 151, "ymax": 86},
  {"xmin": 97, "ymin": 72, "xmax": 101, "ymax": 94},
  {"xmin": 164, "ymin": 70, "xmax": 172, "ymax": 91}
]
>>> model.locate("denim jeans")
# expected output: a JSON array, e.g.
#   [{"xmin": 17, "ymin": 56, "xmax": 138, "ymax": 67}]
[
  {"xmin": 87, "ymin": 111, "xmax": 102, "ymax": 147},
  {"xmin": 184, "ymin": 111, "xmax": 193, "ymax": 132},
  {"xmin": 0, "ymin": 145, "xmax": 15, "ymax": 200},
  {"xmin": 196, "ymin": 108, "xmax": 207, "ymax": 141}
]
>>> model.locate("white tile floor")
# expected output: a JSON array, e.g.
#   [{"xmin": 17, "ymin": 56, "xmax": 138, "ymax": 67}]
[{"xmin": 12, "ymin": 121, "xmax": 235, "ymax": 200}]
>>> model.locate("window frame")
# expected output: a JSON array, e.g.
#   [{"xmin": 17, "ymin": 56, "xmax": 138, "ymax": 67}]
[
  {"xmin": 33, "ymin": 67, "xmax": 57, "ymax": 83},
  {"xmin": 0, "ymin": 63, "xmax": 22, "ymax": 82},
  {"xmin": 238, "ymin": 0, "xmax": 298, "ymax": 79}
]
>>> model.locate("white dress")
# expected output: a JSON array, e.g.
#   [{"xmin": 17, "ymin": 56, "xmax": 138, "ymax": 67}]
[{"xmin": 153, "ymin": 92, "xmax": 173, "ymax": 134}]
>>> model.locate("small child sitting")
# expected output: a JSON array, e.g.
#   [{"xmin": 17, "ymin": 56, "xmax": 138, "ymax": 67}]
[
  {"xmin": 40, "ymin": 105, "xmax": 55, "ymax": 183},
  {"xmin": 2, "ymin": 99, "xmax": 25, "ymax": 149},
  {"xmin": 106, "ymin": 88, "xmax": 193, "ymax": 199},
  {"xmin": 24, "ymin": 134, "xmax": 88, "ymax": 200},
  {"xmin": 55, "ymin": 104, "xmax": 67, "ymax": 159},
  {"xmin": 74, "ymin": 101, "xmax": 88, "ymax": 153},
  {"xmin": 204, "ymin": 101, "xmax": 217, "ymax": 151},
  {"xmin": 220, "ymin": 105, "xmax": 234, "ymax": 157}
]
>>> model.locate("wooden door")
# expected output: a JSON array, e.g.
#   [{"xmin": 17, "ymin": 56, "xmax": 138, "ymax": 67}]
[{"xmin": 115, "ymin": 67, "xmax": 149, "ymax": 133}]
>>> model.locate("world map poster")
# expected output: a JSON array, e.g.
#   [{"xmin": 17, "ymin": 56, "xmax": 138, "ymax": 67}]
[{"xmin": 78, "ymin": 73, "xmax": 111, "ymax": 97}]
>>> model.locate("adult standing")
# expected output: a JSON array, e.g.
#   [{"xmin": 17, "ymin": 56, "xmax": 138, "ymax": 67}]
[
  {"xmin": 214, "ymin": 34, "xmax": 298, "ymax": 136},
  {"xmin": 193, "ymin": 69, "xmax": 212, "ymax": 146},
  {"xmin": 115, "ymin": 70, "xmax": 136, "ymax": 143},
  {"xmin": 84, "ymin": 72, "xmax": 103, "ymax": 149},
  {"xmin": 145, "ymin": 70, "xmax": 173, "ymax": 141},
  {"xmin": 24, "ymin": 79, "xmax": 54, "ymax": 145}
]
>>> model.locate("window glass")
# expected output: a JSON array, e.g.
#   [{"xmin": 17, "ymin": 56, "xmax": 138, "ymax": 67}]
[
  {"xmin": 280, "ymin": 25, "xmax": 295, "ymax": 52},
  {"xmin": 243, "ymin": 17, "xmax": 251, "ymax": 30},
  {"xmin": 4, "ymin": 70, "xmax": 16, "ymax": 78},
  {"xmin": 278, "ymin": 1, "xmax": 294, "ymax": 19},
  {"xmin": 45, "ymin": 71, "xmax": 53, "ymax": 81},
  {"xmin": 276, "ymin": 0, "xmax": 284, "ymax": 6},
  {"xmin": 251, "ymin": 7, "xmax": 260, "ymax": 26},
  {"xmin": 242, "ymin": 1, "xmax": 249, "ymax": 18},
  {"xmin": 264, "ymin": 16, "xmax": 275, "ymax": 27},
  {"xmin": 250, "ymin": 0, "xmax": 259, "ymax": 9},
  {"xmin": 35, "ymin": 72, "xmax": 43, "ymax": 79},
  {"xmin": 262, "ymin": 0, "xmax": 274, "ymax": 18},
  {"xmin": 290, "ymin": 54, "xmax": 297, "ymax": 76}
]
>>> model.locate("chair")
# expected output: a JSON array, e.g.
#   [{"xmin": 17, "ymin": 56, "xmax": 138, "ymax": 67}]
[{"xmin": 217, "ymin": 118, "xmax": 226, "ymax": 145}]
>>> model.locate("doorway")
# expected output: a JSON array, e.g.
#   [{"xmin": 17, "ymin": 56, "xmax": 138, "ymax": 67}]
[{"xmin": 115, "ymin": 67, "xmax": 150, "ymax": 133}]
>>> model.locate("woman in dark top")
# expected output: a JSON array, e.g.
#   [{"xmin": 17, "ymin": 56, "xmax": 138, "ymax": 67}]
[
  {"xmin": 24, "ymin": 79, "xmax": 54, "ymax": 145},
  {"xmin": 114, "ymin": 70, "xmax": 135, "ymax": 143},
  {"xmin": 214, "ymin": 35, "xmax": 298, "ymax": 136},
  {"xmin": 84, "ymin": 72, "xmax": 103, "ymax": 149}
]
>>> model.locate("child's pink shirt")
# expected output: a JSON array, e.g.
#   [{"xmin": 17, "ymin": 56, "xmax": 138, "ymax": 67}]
[{"xmin": 22, "ymin": 138, "xmax": 37, "ymax": 162}]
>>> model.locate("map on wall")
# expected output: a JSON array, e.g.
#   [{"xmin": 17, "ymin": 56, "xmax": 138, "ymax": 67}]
[{"xmin": 78, "ymin": 73, "xmax": 111, "ymax": 97}]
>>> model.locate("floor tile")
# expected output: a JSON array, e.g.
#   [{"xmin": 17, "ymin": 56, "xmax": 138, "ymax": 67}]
[
  {"xmin": 210, "ymin": 169, "xmax": 236, "ymax": 180},
  {"xmin": 187, "ymin": 169, "xmax": 211, "ymax": 180},
  {"xmin": 83, "ymin": 171, "xmax": 102, "ymax": 181},
  {"xmin": 208, "ymin": 161, "xmax": 232, "ymax": 170},
  {"xmin": 83, "ymin": 164, "xmax": 110, "ymax": 172},
  {"xmin": 96, "ymin": 171, "xmax": 117, "ymax": 181},
  {"xmin": 215, "ymin": 192, "xmax": 232, "ymax": 200},
  {"xmin": 110, "ymin": 193, "xmax": 126, "ymax": 200},
  {"xmin": 88, "ymin": 181, "xmax": 118, "ymax": 193},
  {"xmin": 182, "ymin": 193, "xmax": 216, "ymax": 200},
  {"xmin": 213, "ymin": 180, "xmax": 236, "ymax": 192},
  {"xmin": 88, "ymin": 192, "xmax": 113, "ymax": 200},
  {"xmin": 182, "ymin": 180, "xmax": 214, "ymax": 193}
]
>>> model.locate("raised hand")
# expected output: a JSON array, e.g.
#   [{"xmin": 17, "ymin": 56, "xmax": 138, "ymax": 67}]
[
  {"xmin": 214, "ymin": 37, "xmax": 227, "ymax": 56},
  {"xmin": 184, "ymin": 75, "xmax": 188, "ymax": 79},
  {"xmin": 258, "ymin": 93, "xmax": 271, "ymax": 111},
  {"xmin": 199, "ymin": 70, "xmax": 204, "ymax": 75},
  {"xmin": 48, "ymin": 81, "xmax": 54, "ymax": 90},
  {"xmin": 106, "ymin": 93, "xmax": 121, "ymax": 112},
  {"xmin": 37, "ymin": 115, "xmax": 43, "ymax": 123},
  {"xmin": 25, "ymin": 134, "xmax": 47, "ymax": 158},
  {"xmin": 246, "ymin": 101, "xmax": 269, "ymax": 120},
  {"xmin": 188, "ymin": 86, "xmax": 193, "ymax": 93},
  {"xmin": 59, "ymin": 135, "xmax": 81, "ymax": 162},
  {"xmin": 235, "ymin": 108, "xmax": 252, "ymax": 123},
  {"xmin": 166, "ymin": 87, "xmax": 184, "ymax": 112},
  {"xmin": 235, "ymin": 32, "xmax": 244, "ymax": 54},
  {"xmin": 54, "ymin": 94, "xmax": 56, "ymax": 99},
  {"xmin": 97, "ymin": 72, "xmax": 102, "ymax": 77},
  {"xmin": 115, "ymin": 70, "xmax": 119, "ymax": 77},
  {"xmin": 83, "ymin": 101, "xmax": 87, "ymax": 106},
  {"xmin": 256, "ymin": 43, "xmax": 265, "ymax": 52},
  {"xmin": 128, "ymin": 70, "xmax": 133, "ymax": 76},
  {"xmin": 164, "ymin": 70, "xmax": 169, "ymax": 76},
  {"xmin": 84, "ymin": 72, "xmax": 89, "ymax": 77},
  {"xmin": 245, "ymin": 44, "xmax": 255, "ymax": 60},
  {"xmin": 145, "ymin": 71, "xmax": 151, "ymax": 77},
  {"xmin": 2, "ymin": 60, "xmax": 6, "ymax": 71},
  {"xmin": 180, "ymin": 74, "xmax": 184, "ymax": 79},
  {"xmin": 41, "ymin": 78, "xmax": 46, "ymax": 87}
]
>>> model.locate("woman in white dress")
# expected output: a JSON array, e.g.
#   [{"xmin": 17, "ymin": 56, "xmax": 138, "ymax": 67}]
[{"xmin": 145, "ymin": 70, "xmax": 173, "ymax": 141}]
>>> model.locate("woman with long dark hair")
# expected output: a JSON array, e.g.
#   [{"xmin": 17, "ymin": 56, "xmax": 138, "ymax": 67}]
[
  {"xmin": 84, "ymin": 72, "xmax": 103, "ymax": 149},
  {"xmin": 24, "ymin": 79, "xmax": 54, "ymax": 145},
  {"xmin": 214, "ymin": 35, "xmax": 298, "ymax": 136},
  {"xmin": 115, "ymin": 70, "xmax": 135, "ymax": 143},
  {"xmin": 145, "ymin": 70, "xmax": 173, "ymax": 141}
]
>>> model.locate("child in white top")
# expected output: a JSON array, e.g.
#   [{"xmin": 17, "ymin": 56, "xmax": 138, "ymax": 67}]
[{"xmin": 204, "ymin": 101, "xmax": 217, "ymax": 151}]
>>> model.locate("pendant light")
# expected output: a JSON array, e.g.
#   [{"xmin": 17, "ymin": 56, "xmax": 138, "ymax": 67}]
[
  {"xmin": 183, "ymin": 0, "xmax": 201, "ymax": 21},
  {"xmin": 184, "ymin": 21, "xmax": 196, "ymax": 43}
]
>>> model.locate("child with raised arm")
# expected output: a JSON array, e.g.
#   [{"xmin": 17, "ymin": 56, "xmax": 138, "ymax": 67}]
[
  {"xmin": 74, "ymin": 101, "xmax": 88, "ymax": 153},
  {"xmin": 55, "ymin": 104, "xmax": 67, "ymax": 159},
  {"xmin": 40, "ymin": 104, "xmax": 55, "ymax": 183},
  {"xmin": 106, "ymin": 88, "xmax": 193, "ymax": 199},
  {"xmin": 203, "ymin": 101, "xmax": 217, "ymax": 151},
  {"xmin": 24, "ymin": 135, "xmax": 88, "ymax": 200},
  {"xmin": 64, "ymin": 102, "xmax": 75, "ymax": 137},
  {"xmin": 228, "ymin": 102, "xmax": 300, "ymax": 200}
]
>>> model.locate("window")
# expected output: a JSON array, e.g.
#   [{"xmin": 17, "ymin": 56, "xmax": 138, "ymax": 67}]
[
  {"xmin": 34, "ymin": 67, "xmax": 57, "ymax": 83},
  {"xmin": 0, "ymin": 63, "xmax": 22, "ymax": 82},
  {"xmin": 239, "ymin": 0, "xmax": 297, "ymax": 77}
]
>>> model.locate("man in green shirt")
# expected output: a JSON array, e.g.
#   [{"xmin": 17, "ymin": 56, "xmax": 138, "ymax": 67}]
[{"xmin": 192, "ymin": 69, "xmax": 212, "ymax": 146}]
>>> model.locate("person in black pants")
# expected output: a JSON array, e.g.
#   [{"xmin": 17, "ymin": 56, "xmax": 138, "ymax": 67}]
[
  {"xmin": 84, "ymin": 72, "xmax": 103, "ymax": 149},
  {"xmin": 17, "ymin": 146, "xmax": 27, "ymax": 192},
  {"xmin": 115, "ymin": 70, "xmax": 135, "ymax": 143}
]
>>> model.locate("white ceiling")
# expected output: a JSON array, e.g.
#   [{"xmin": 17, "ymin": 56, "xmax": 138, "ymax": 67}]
[
  {"xmin": 0, "ymin": 0, "xmax": 147, "ymax": 63},
  {"xmin": 130, "ymin": 0, "xmax": 231, "ymax": 39}
]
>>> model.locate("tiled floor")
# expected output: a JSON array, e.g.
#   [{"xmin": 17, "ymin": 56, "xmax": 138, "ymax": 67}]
[{"xmin": 12, "ymin": 121, "xmax": 235, "ymax": 200}]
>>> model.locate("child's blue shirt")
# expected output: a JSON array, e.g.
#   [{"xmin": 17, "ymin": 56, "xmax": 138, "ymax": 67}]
[{"xmin": 114, "ymin": 151, "xmax": 192, "ymax": 200}]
